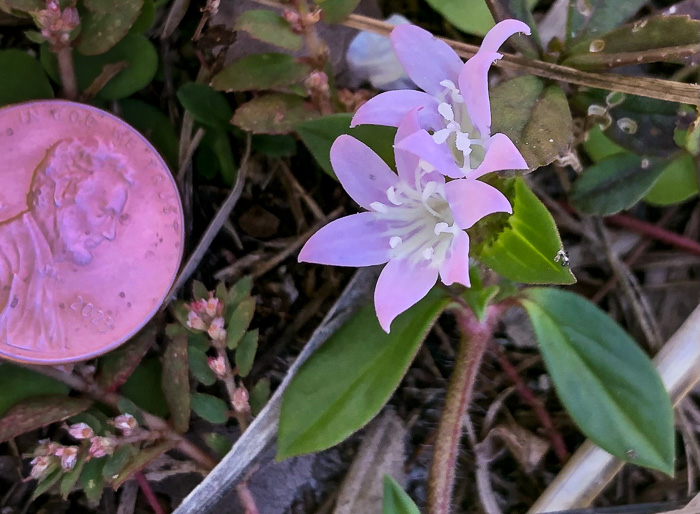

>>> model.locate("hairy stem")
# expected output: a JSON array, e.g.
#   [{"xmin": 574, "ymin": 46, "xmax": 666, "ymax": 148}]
[
  {"xmin": 56, "ymin": 46, "xmax": 78, "ymax": 100},
  {"xmin": 21, "ymin": 364, "xmax": 217, "ymax": 471},
  {"xmin": 427, "ymin": 306, "xmax": 499, "ymax": 514},
  {"xmin": 213, "ymin": 343, "xmax": 250, "ymax": 431}
]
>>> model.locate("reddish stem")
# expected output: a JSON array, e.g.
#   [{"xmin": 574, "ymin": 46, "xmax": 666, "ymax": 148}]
[
  {"xmin": 135, "ymin": 471, "xmax": 165, "ymax": 514},
  {"xmin": 493, "ymin": 346, "xmax": 570, "ymax": 464},
  {"xmin": 605, "ymin": 213, "xmax": 700, "ymax": 257}
]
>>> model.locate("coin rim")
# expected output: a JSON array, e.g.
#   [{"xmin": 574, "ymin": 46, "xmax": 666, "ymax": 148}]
[{"xmin": 0, "ymin": 99, "xmax": 185, "ymax": 365}]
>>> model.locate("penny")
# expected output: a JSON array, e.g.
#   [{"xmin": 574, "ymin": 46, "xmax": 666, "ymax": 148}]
[{"xmin": 0, "ymin": 100, "xmax": 184, "ymax": 364}]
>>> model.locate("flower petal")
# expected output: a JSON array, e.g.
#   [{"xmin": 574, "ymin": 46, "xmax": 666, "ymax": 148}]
[
  {"xmin": 481, "ymin": 19, "xmax": 531, "ymax": 53},
  {"xmin": 394, "ymin": 129, "xmax": 462, "ymax": 178},
  {"xmin": 471, "ymin": 133, "xmax": 529, "ymax": 178},
  {"xmin": 390, "ymin": 24, "xmax": 463, "ymax": 96},
  {"xmin": 351, "ymin": 90, "xmax": 441, "ymax": 128},
  {"xmin": 439, "ymin": 230, "xmax": 470, "ymax": 287},
  {"xmin": 394, "ymin": 108, "xmax": 422, "ymax": 183},
  {"xmin": 331, "ymin": 135, "xmax": 398, "ymax": 210},
  {"xmin": 444, "ymin": 179, "xmax": 512, "ymax": 229},
  {"xmin": 299, "ymin": 212, "xmax": 391, "ymax": 266},
  {"xmin": 458, "ymin": 51, "xmax": 502, "ymax": 138},
  {"xmin": 374, "ymin": 258, "xmax": 438, "ymax": 332}
]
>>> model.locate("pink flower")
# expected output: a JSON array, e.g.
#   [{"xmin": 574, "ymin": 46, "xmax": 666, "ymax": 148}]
[
  {"xmin": 232, "ymin": 385, "xmax": 250, "ymax": 414},
  {"xmin": 187, "ymin": 310, "xmax": 207, "ymax": 331},
  {"xmin": 298, "ymin": 111, "xmax": 512, "ymax": 332},
  {"xmin": 112, "ymin": 414, "xmax": 138, "ymax": 435},
  {"xmin": 88, "ymin": 436, "xmax": 115, "ymax": 459},
  {"xmin": 351, "ymin": 20, "xmax": 530, "ymax": 179},
  {"xmin": 208, "ymin": 355, "xmax": 227, "ymax": 379},
  {"xmin": 208, "ymin": 316, "xmax": 226, "ymax": 342},
  {"xmin": 28, "ymin": 456, "xmax": 56, "ymax": 481},
  {"xmin": 56, "ymin": 445, "xmax": 79, "ymax": 470},
  {"xmin": 67, "ymin": 422, "xmax": 94, "ymax": 440}
]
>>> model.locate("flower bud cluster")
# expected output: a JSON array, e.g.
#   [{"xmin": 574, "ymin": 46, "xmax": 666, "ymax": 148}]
[
  {"xmin": 187, "ymin": 294, "xmax": 227, "ymax": 343},
  {"xmin": 33, "ymin": 0, "xmax": 79, "ymax": 50}
]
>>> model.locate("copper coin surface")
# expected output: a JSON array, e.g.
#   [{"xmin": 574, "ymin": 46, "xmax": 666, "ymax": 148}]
[{"xmin": 0, "ymin": 100, "xmax": 184, "ymax": 364}]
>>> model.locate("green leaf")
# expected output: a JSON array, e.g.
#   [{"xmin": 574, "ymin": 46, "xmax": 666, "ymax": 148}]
[
  {"xmin": 116, "ymin": 397, "xmax": 143, "ymax": 424},
  {"xmin": 189, "ymin": 331, "xmax": 211, "ymax": 352},
  {"xmin": 119, "ymin": 99, "xmax": 180, "ymax": 169},
  {"xmin": 475, "ymin": 178, "xmax": 575, "ymax": 285},
  {"xmin": 0, "ymin": 396, "xmax": 92, "ymax": 442},
  {"xmin": 41, "ymin": 34, "xmax": 158, "ymax": 99},
  {"xmin": 0, "ymin": 50, "xmax": 53, "ymax": 106},
  {"xmin": 235, "ymin": 329, "xmax": 258, "ymax": 377},
  {"xmin": 490, "ymin": 76, "xmax": 572, "ymax": 170},
  {"xmin": 77, "ymin": 0, "xmax": 144, "ymax": 55},
  {"xmin": 111, "ymin": 442, "xmax": 175, "ymax": 489},
  {"xmin": 97, "ymin": 323, "xmax": 156, "ymax": 391},
  {"xmin": 121, "ymin": 358, "xmax": 169, "ymax": 418},
  {"xmin": 189, "ymin": 346, "xmax": 217, "ymax": 386},
  {"xmin": 583, "ymin": 125, "xmax": 626, "ymax": 162},
  {"xmin": 211, "ymin": 53, "xmax": 311, "ymax": 92},
  {"xmin": 233, "ymin": 94, "xmax": 320, "ymax": 135},
  {"xmin": 564, "ymin": 15, "xmax": 700, "ymax": 70},
  {"xmin": 227, "ymin": 298, "xmax": 256, "ymax": 350},
  {"xmin": 60, "ymin": 452, "xmax": 86, "ymax": 499},
  {"xmin": 566, "ymin": 0, "xmax": 648, "ymax": 45},
  {"xmin": 191, "ymin": 393, "xmax": 229, "ymax": 424},
  {"xmin": 570, "ymin": 153, "xmax": 666, "ymax": 215},
  {"xmin": 295, "ymin": 113, "xmax": 396, "ymax": 177},
  {"xmin": 313, "ymin": 0, "xmax": 360, "ymax": 23},
  {"xmin": 228, "ymin": 276, "xmax": 253, "ymax": 308},
  {"xmin": 81, "ymin": 458, "xmax": 106, "ymax": 505},
  {"xmin": 0, "ymin": 363, "xmax": 69, "ymax": 416},
  {"xmin": 462, "ymin": 285, "xmax": 500, "ymax": 322},
  {"xmin": 277, "ymin": 290, "xmax": 449, "ymax": 459},
  {"xmin": 521, "ymin": 287, "xmax": 674, "ymax": 474},
  {"xmin": 643, "ymin": 154, "xmax": 699, "ymax": 206},
  {"xmin": 68, "ymin": 411, "xmax": 106, "ymax": 435},
  {"xmin": 0, "ymin": 0, "xmax": 42, "ymax": 14},
  {"xmin": 31, "ymin": 467, "xmax": 62, "ymax": 500},
  {"xmin": 234, "ymin": 9, "xmax": 302, "ymax": 51},
  {"xmin": 177, "ymin": 82, "xmax": 233, "ymax": 131},
  {"xmin": 192, "ymin": 280, "xmax": 209, "ymax": 300},
  {"xmin": 251, "ymin": 134, "xmax": 297, "ymax": 157},
  {"xmin": 130, "ymin": 0, "xmax": 155, "ymax": 33},
  {"xmin": 204, "ymin": 432, "xmax": 233, "ymax": 457},
  {"xmin": 383, "ymin": 475, "xmax": 420, "ymax": 514},
  {"xmin": 197, "ymin": 130, "xmax": 238, "ymax": 185},
  {"xmin": 249, "ymin": 378, "xmax": 271, "ymax": 416},
  {"xmin": 162, "ymin": 332, "xmax": 191, "ymax": 433},
  {"xmin": 102, "ymin": 445, "xmax": 137, "ymax": 480},
  {"xmin": 425, "ymin": 0, "xmax": 496, "ymax": 37}
]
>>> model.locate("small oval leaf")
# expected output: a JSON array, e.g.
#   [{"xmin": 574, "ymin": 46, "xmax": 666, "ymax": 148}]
[
  {"xmin": 233, "ymin": 94, "xmax": 320, "ymax": 135},
  {"xmin": 211, "ymin": 53, "xmax": 311, "ymax": 92},
  {"xmin": 0, "ymin": 50, "xmax": 53, "ymax": 106},
  {"xmin": 234, "ymin": 10, "xmax": 302, "ymax": 51}
]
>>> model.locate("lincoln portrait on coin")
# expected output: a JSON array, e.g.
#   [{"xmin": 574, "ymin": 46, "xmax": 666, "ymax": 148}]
[{"xmin": 0, "ymin": 137, "xmax": 133, "ymax": 352}]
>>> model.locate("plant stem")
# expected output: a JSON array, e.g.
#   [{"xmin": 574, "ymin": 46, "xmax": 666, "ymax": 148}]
[
  {"xmin": 213, "ymin": 344, "xmax": 250, "ymax": 431},
  {"xmin": 136, "ymin": 471, "xmax": 166, "ymax": 514},
  {"xmin": 21, "ymin": 364, "xmax": 217, "ymax": 471},
  {"xmin": 56, "ymin": 46, "xmax": 78, "ymax": 100},
  {"xmin": 427, "ymin": 306, "xmax": 498, "ymax": 514}
]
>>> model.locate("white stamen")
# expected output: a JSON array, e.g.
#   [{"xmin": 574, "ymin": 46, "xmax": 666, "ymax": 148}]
[
  {"xmin": 439, "ymin": 79, "xmax": 457, "ymax": 91},
  {"xmin": 422, "ymin": 247, "xmax": 434, "ymax": 260},
  {"xmin": 434, "ymin": 222, "xmax": 449, "ymax": 235},
  {"xmin": 438, "ymin": 102, "xmax": 454, "ymax": 121},
  {"xmin": 432, "ymin": 129, "xmax": 452, "ymax": 145},
  {"xmin": 370, "ymin": 201, "xmax": 388, "ymax": 213},
  {"xmin": 389, "ymin": 236, "xmax": 402, "ymax": 248},
  {"xmin": 455, "ymin": 132, "xmax": 473, "ymax": 153},
  {"xmin": 421, "ymin": 181, "xmax": 437, "ymax": 201},
  {"xmin": 418, "ymin": 159, "xmax": 434, "ymax": 173},
  {"xmin": 386, "ymin": 187, "xmax": 402, "ymax": 205}
]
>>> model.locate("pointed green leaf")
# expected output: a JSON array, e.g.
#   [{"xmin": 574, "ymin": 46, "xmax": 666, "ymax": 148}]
[
  {"xmin": 102, "ymin": 445, "xmax": 138, "ymax": 480},
  {"xmin": 234, "ymin": 10, "xmax": 302, "ymax": 51},
  {"xmin": 475, "ymin": 178, "xmax": 575, "ymax": 285},
  {"xmin": 191, "ymin": 393, "xmax": 229, "ymax": 424},
  {"xmin": 490, "ymin": 76, "xmax": 572, "ymax": 170},
  {"xmin": 192, "ymin": 280, "xmax": 208, "ymax": 301},
  {"xmin": 235, "ymin": 329, "xmax": 258, "ymax": 377},
  {"xmin": 31, "ymin": 467, "xmax": 63, "ymax": 500},
  {"xmin": 60, "ymin": 452, "xmax": 86, "ymax": 499},
  {"xmin": 111, "ymin": 441, "xmax": 175, "ymax": 489},
  {"xmin": 249, "ymin": 378, "xmax": 271, "ymax": 416},
  {"xmin": 570, "ymin": 153, "xmax": 666, "ymax": 215},
  {"xmin": 228, "ymin": 276, "xmax": 253, "ymax": 308},
  {"xmin": 81, "ymin": 458, "xmax": 106, "ymax": 505},
  {"xmin": 383, "ymin": 475, "xmax": 420, "ymax": 514},
  {"xmin": 189, "ymin": 346, "xmax": 217, "ymax": 386},
  {"xmin": 211, "ymin": 53, "xmax": 311, "ymax": 92},
  {"xmin": 521, "ymin": 287, "xmax": 674, "ymax": 474},
  {"xmin": 227, "ymin": 298, "xmax": 256, "ymax": 350},
  {"xmin": 277, "ymin": 289, "xmax": 449, "ymax": 459}
]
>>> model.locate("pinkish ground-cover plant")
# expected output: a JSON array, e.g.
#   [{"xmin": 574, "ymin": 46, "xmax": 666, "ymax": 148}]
[{"xmin": 299, "ymin": 109, "xmax": 513, "ymax": 332}]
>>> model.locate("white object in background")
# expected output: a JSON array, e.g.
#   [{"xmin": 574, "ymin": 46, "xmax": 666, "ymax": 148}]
[{"xmin": 346, "ymin": 14, "xmax": 416, "ymax": 91}]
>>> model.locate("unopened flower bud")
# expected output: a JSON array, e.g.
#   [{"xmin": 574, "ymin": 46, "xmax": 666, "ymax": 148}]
[
  {"xmin": 208, "ymin": 355, "xmax": 227, "ymax": 379},
  {"xmin": 58, "ymin": 446, "xmax": 79, "ymax": 470},
  {"xmin": 112, "ymin": 414, "xmax": 138, "ymax": 435},
  {"xmin": 187, "ymin": 310, "xmax": 207, "ymax": 331},
  {"xmin": 208, "ymin": 316, "xmax": 226, "ymax": 342},
  {"xmin": 28, "ymin": 456, "xmax": 55, "ymax": 480},
  {"xmin": 67, "ymin": 422, "xmax": 94, "ymax": 440},
  {"xmin": 305, "ymin": 71, "xmax": 329, "ymax": 95},
  {"xmin": 282, "ymin": 9, "xmax": 303, "ymax": 33},
  {"xmin": 88, "ymin": 436, "xmax": 115, "ymax": 459},
  {"xmin": 204, "ymin": 296, "xmax": 223, "ymax": 318},
  {"xmin": 232, "ymin": 386, "xmax": 250, "ymax": 414}
]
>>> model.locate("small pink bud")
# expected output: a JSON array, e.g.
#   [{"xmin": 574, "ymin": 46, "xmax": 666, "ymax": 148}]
[
  {"xmin": 29, "ymin": 456, "xmax": 55, "ymax": 480},
  {"xmin": 59, "ymin": 446, "xmax": 79, "ymax": 470},
  {"xmin": 232, "ymin": 386, "xmax": 250, "ymax": 414},
  {"xmin": 112, "ymin": 414, "xmax": 138, "ymax": 435},
  {"xmin": 67, "ymin": 422, "xmax": 94, "ymax": 440},
  {"xmin": 204, "ymin": 296, "xmax": 222, "ymax": 318},
  {"xmin": 208, "ymin": 316, "xmax": 226, "ymax": 342},
  {"xmin": 208, "ymin": 355, "xmax": 227, "ymax": 379},
  {"xmin": 282, "ymin": 9, "xmax": 303, "ymax": 33},
  {"xmin": 88, "ymin": 436, "xmax": 115, "ymax": 459},
  {"xmin": 305, "ymin": 71, "xmax": 329, "ymax": 95},
  {"xmin": 187, "ymin": 310, "xmax": 207, "ymax": 331}
]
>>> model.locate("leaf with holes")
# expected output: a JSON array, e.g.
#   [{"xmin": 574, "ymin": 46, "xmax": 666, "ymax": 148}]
[
  {"xmin": 234, "ymin": 10, "xmax": 302, "ymax": 51},
  {"xmin": 490, "ymin": 76, "xmax": 572, "ymax": 170},
  {"xmin": 277, "ymin": 290, "xmax": 449, "ymax": 459},
  {"xmin": 570, "ymin": 153, "xmax": 666, "ymax": 215},
  {"xmin": 474, "ymin": 178, "xmax": 575, "ymax": 285},
  {"xmin": 521, "ymin": 287, "xmax": 674, "ymax": 474},
  {"xmin": 566, "ymin": 0, "xmax": 648, "ymax": 45},
  {"xmin": 0, "ymin": 396, "xmax": 92, "ymax": 442}
]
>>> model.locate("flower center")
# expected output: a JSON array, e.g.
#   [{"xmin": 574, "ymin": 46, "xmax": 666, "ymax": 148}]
[
  {"xmin": 369, "ymin": 164, "xmax": 460, "ymax": 268},
  {"xmin": 432, "ymin": 80, "xmax": 486, "ymax": 176}
]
